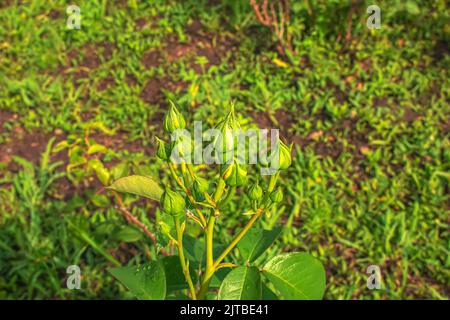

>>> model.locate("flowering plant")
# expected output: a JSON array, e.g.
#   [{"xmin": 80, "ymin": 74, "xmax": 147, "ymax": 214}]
[{"xmin": 106, "ymin": 101, "xmax": 326, "ymax": 300}]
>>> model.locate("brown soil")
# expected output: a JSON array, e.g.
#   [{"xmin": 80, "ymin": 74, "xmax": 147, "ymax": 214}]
[
  {"xmin": 432, "ymin": 39, "xmax": 449, "ymax": 63},
  {"xmin": 373, "ymin": 96, "xmax": 387, "ymax": 108},
  {"xmin": 141, "ymin": 50, "xmax": 161, "ymax": 69},
  {"xmin": 140, "ymin": 77, "xmax": 187, "ymax": 105},
  {"xmin": 48, "ymin": 9, "xmax": 60, "ymax": 19},
  {"xmin": 0, "ymin": 110, "xmax": 17, "ymax": 134},
  {"xmin": 249, "ymin": 108, "xmax": 371, "ymax": 168},
  {"xmin": 0, "ymin": 126, "xmax": 67, "ymax": 172},
  {"xmin": 134, "ymin": 17, "xmax": 148, "ymax": 30},
  {"xmin": 402, "ymin": 107, "xmax": 421, "ymax": 123},
  {"xmin": 140, "ymin": 20, "xmax": 237, "ymax": 104},
  {"xmin": 64, "ymin": 42, "xmax": 115, "ymax": 83},
  {"xmin": 97, "ymin": 75, "xmax": 115, "ymax": 92},
  {"xmin": 0, "ymin": 0, "xmax": 14, "ymax": 9},
  {"xmin": 90, "ymin": 130, "xmax": 154, "ymax": 156},
  {"xmin": 141, "ymin": 19, "xmax": 235, "ymax": 72},
  {"xmin": 250, "ymin": 109, "xmax": 294, "ymax": 140}
]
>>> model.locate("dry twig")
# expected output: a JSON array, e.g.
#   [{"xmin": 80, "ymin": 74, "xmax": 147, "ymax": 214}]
[
  {"xmin": 249, "ymin": 0, "xmax": 294, "ymax": 56},
  {"xmin": 113, "ymin": 191, "xmax": 168, "ymax": 256}
]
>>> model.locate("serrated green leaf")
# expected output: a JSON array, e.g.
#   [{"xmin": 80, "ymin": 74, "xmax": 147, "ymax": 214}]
[
  {"xmin": 107, "ymin": 175, "xmax": 163, "ymax": 201},
  {"xmin": 237, "ymin": 227, "xmax": 282, "ymax": 262},
  {"xmin": 109, "ymin": 261, "xmax": 166, "ymax": 300},
  {"xmin": 263, "ymin": 252, "xmax": 326, "ymax": 300},
  {"xmin": 218, "ymin": 266, "xmax": 262, "ymax": 300}
]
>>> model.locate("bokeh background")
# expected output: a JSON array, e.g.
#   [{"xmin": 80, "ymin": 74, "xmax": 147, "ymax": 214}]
[{"xmin": 0, "ymin": 0, "xmax": 448, "ymax": 299}]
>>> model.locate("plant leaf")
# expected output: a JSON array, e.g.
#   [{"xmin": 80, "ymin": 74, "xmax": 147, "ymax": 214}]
[
  {"xmin": 263, "ymin": 252, "xmax": 326, "ymax": 300},
  {"xmin": 107, "ymin": 175, "xmax": 163, "ymax": 201},
  {"xmin": 262, "ymin": 283, "xmax": 278, "ymax": 300},
  {"xmin": 161, "ymin": 255, "xmax": 196, "ymax": 293},
  {"xmin": 218, "ymin": 266, "xmax": 262, "ymax": 300},
  {"xmin": 183, "ymin": 234, "xmax": 226, "ymax": 269},
  {"xmin": 237, "ymin": 227, "xmax": 282, "ymax": 262},
  {"xmin": 115, "ymin": 226, "xmax": 143, "ymax": 242},
  {"xmin": 109, "ymin": 261, "xmax": 166, "ymax": 300}
]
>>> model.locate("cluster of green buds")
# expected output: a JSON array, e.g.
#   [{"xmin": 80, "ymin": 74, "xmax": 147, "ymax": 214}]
[
  {"xmin": 156, "ymin": 100, "xmax": 293, "ymax": 220},
  {"xmin": 107, "ymin": 99, "xmax": 323, "ymax": 301}
]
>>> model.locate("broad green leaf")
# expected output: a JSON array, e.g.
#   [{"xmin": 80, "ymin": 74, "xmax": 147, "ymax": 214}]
[
  {"xmin": 161, "ymin": 255, "xmax": 197, "ymax": 292},
  {"xmin": 263, "ymin": 252, "xmax": 326, "ymax": 300},
  {"xmin": 262, "ymin": 283, "xmax": 278, "ymax": 300},
  {"xmin": 237, "ymin": 227, "xmax": 282, "ymax": 262},
  {"xmin": 107, "ymin": 175, "xmax": 163, "ymax": 201},
  {"xmin": 115, "ymin": 226, "xmax": 143, "ymax": 242},
  {"xmin": 210, "ymin": 267, "xmax": 231, "ymax": 288},
  {"xmin": 218, "ymin": 266, "xmax": 262, "ymax": 300},
  {"xmin": 109, "ymin": 261, "xmax": 166, "ymax": 300}
]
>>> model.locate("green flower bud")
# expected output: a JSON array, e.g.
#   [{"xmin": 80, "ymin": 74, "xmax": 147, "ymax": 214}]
[
  {"xmin": 221, "ymin": 161, "xmax": 247, "ymax": 187},
  {"xmin": 163, "ymin": 100, "xmax": 186, "ymax": 134},
  {"xmin": 161, "ymin": 187, "xmax": 185, "ymax": 216},
  {"xmin": 192, "ymin": 176, "xmax": 209, "ymax": 201},
  {"xmin": 278, "ymin": 140, "xmax": 293, "ymax": 170},
  {"xmin": 262, "ymin": 139, "xmax": 292, "ymax": 171},
  {"xmin": 214, "ymin": 105, "xmax": 239, "ymax": 163},
  {"xmin": 270, "ymin": 188, "xmax": 283, "ymax": 203},
  {"xmin": 170, "ymin": 133, "xmax": 192, "ymax": 160},
  {"xmin": 156, "ymin": 137, "xmax": 171, "ymax": 160},
  {"xmin": 248, "ymin": 181, "xmax": 263, "ymax": 201}
]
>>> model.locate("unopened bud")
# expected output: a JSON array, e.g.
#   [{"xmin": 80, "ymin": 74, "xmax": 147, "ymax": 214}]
[
  {"xmin": 193, "ymin": 177, "xmax": 209, "ymax": 201},
  {"xmin": 156, "ymin": 137, "xmax": 171, "ymax": 160},
  {"xmin": 161, "ymin": 187, "xmax": 185, "ymax": 216},
  {"xmin": 270, "ymin": 188, "xmax": 283, "ymax": 203},
  {"xmin": 248, "ymin": 181, "xmax": 263, "ymax": 201},
  {"xmin": 214, "ymin": 105, "xmax": 238, "ymax": 163},
  {"xmin": 221, "ymin": 161, "xmax": 247, "ymax": 187},
  {"xmin": 163, "ymin": 100, "xmax": 186, "ymax": 134}
]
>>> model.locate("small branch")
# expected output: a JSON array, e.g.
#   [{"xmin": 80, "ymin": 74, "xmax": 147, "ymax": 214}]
[
  {"xmin": 168, "ymin": 163, "xmax": 207, "ymax": 227},
  {"xmin": 214, "ymin": 208, "xmax": 264, "ymax": 268},
  {"xmin": 249, "ymin": 0, "xmax": 294, "ymax": 56},
  {"xmin": 113, "ymin": 191, "xmax": 168, "ymax": 256}
]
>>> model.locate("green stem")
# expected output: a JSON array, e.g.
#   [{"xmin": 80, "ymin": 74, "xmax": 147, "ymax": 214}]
[
  {"xmin": 213, "ymin": 208, "xmax": 264, "ymax": 268},
  {"xmin": 198, "ymin": 178, "xmax": 226, "ymax": 299},
  {"xmin": 180, "ymin": 162, "xmax": 190, "ymax": 186},
  {"xmin": 174, "ymin": 217, "xmax": 197, "ymax": 300},
  {"xmin": 168, "ymin": 163, "xmax": 207, "ymax": 227},
  {"xmin": 213, "ymin": 172, "xmax": 280, "ymax": 278},
  {"xmin": 219, "ymin": 186, "xmax": 236, "ymax": 207},
  {"xmin": 261, "ymin": 172, "xmax": 280, "ymax": 207}
]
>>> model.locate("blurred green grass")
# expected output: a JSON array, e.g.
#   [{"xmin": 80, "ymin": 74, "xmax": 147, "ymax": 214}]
[{"xmin": 0, "ymin": 0, "xmax": 448, "ymax": 299}]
